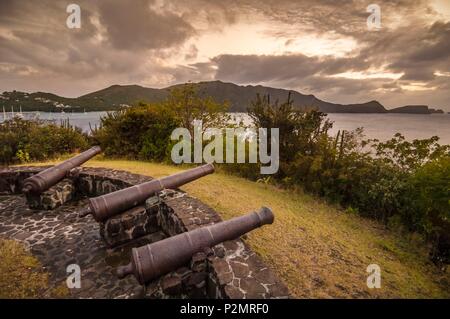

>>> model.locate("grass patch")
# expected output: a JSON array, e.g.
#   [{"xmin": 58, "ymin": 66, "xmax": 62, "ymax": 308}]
[
  {"xmin": 0, "ymin": 239, "xmax": 69, "ymax": 298},
  {"xmin": 26, "ymin": 158, "xmax": 450, "ymax": 298}
]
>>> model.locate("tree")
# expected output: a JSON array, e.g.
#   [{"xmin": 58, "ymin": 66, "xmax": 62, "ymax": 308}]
[
  {"xmin": 165, "ymin": 83, "xmax": 230, "ymax": 136},
  {"xmin": 247, "ymin": 92, "xmax": 332, "ymax": 176}
]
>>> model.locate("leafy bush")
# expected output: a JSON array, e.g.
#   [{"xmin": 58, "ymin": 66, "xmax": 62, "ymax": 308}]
[
  {"xmin": 248, "ymin": 93, "xmax": 332, "ymax": 177},
  {"xmin": 92, "ymin": 84, "xmax": 230, "ymax": 162},
  {"xmin": 245, "ymin": 93, "xmax": 450, "ymax": 263},
  {"xmin": 406, "ymin": 157, "xmax": 450, "ymax": 263},
  {"xmin": 0, "ymin": 118, "xmax": 89, "ymax": 164},
  {"xmin": 165, "ymin": 82, "xmax": 230, "ymax": 136},
  {"xmin": 91, "ymin": 103, "xmax": 179, "ymax": 161}
]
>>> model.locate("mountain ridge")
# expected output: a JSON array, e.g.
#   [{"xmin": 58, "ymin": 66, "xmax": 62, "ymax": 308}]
[{"xmin": 0, "ymin": 81, "xmax": 445, "ymax": 114}]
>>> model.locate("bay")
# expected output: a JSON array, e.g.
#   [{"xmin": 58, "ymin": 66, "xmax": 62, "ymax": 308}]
[{"xmin": 2, "ymin": 111, "xmax": 449, "ymax": 145}]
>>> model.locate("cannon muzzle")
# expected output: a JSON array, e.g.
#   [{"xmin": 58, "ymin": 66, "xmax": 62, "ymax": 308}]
[
  {"xmin": 79, "ymin": 163, "xmax": 215, "ymax": 222},
  {"xmin": 116, "ymin": 207, "xmax": 274, "ymax": 284},
  {"xmin": 22, "ymin": 146, "xmax": 102, "ymax": 194}
]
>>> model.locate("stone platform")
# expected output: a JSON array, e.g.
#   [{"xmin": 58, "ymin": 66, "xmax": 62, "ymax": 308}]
[
  {"xmin": 0, "ymin": 166, "xmax": 289, "ymax": 299},
  {"xmin": 0, "ymin": 194, "xmax": 150, "ymax": 298}
]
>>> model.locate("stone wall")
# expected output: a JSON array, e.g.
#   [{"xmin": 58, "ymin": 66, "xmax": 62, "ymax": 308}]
[
  {"xmin": 0, "ymin": 166, "xmax": 44, "ymax": 195},
  {"xmin": 0, "ymin": 166, "xmax": 289, "ymax": 299},
  {"xmin": 151, "ymin": 195, "xmax": 290, "ymax": 299},
  {"xmin": 26, "ymin": 179, "xmax": 76, "ymax": 210}
]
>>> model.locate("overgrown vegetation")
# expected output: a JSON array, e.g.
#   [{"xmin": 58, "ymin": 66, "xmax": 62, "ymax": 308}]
[
  {"xmin": 91, "ymin": 83, "xmax": 230, "ymax": 161},
  {"xmin": 242, "ymin": 94, "xmax": 450, "ymax": 264},
  {"xmin": 91, "ymin": 103, "xmax": 179, "ymax": 161},
  {"xmin": 0, "ymin": 118, "xmax": 88, "ymax": 165}
]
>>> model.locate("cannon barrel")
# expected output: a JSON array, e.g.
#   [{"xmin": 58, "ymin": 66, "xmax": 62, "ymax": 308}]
[
  {"xmin": 79, "ymin": 163, "xmax": 215, "ymax": 222},
  {"xmin": 117, "ymin": 207, "xmax": 274, "ymax": 284},
  {"xmin": 22, "ymin": 146, "xmax": 102, "ymax": 194}
]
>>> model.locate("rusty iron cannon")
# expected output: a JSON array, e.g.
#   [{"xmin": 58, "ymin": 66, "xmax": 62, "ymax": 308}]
[
  {"xmin": 22, "ymin": 146, "xmax": 102, "ymax": 194},
  {"xmin": 116, "ymin": 207, "xmax": 274, "ymax": 284},
  {"xmin": 78, "ymin": 163, "xmax": 215, "ymax": 222}
]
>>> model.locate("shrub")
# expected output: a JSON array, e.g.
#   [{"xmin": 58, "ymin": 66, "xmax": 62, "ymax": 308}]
[
  {"xmin": 247, "ymin": 93, "xmax": 332, "ymax": 178},
  {"xmin": 165, "ymin": 82, "xmax": 230, "ymax": 136},
  {"xmin": 406, "ymin": 156, "xmax": 450, "ymax": 263},
  {"xmin": 0, "ymin": 118, "xmax": 88, "ymax": 164},
  {"xmin": 92, "ymin": 84, "xmax": 230, "ymax": 162},
  {"xmin": 91, "ymin": 103, "xmax": 179, "ymax": 162},
  {"xmin": 243, "ymin": 92, "xmax": 450, "ymax": 263}
]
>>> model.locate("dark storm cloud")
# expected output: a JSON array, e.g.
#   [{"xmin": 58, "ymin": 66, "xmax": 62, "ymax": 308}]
[
  {"xmin": 170, "ymin": 0, "xmax": 448, "ymax": 109},
  {"xmin": 0, "ymin": 0, "xmax": 200, "ymax": 95},
  {"xmin": 213, "ymin": 54, "xmax": 322, "ymax": 83},
  {"xmin": 97, "ymin": 0, "xmax": 195, "ymax": 50},
  {"xmin": 386, "ymin": 21, "xmax": 450, "ymax": 82},
  {"xmin": 210, "ymin": 53, "xmax": 375, "ymax": 88},
  {"xmin": 206, "ymin": 53, "xmax": 386, "ymax": 103},
  {"xmin": 0, "ymin": 0, "xmax": 449, "ymax": 109},
  {"xmin": 195, "ymin": 8, "xmax": 449, "ymax": 108}
]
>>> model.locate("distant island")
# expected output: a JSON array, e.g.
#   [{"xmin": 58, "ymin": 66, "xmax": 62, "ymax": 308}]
[{"xmin": 0, "ymin": 81, "xmax": 446, "ymax": 114}]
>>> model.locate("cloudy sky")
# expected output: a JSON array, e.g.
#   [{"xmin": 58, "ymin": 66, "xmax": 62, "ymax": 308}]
[{"xmin": 0, "ymin": 0, "xmax": 449, "ymax": 110}]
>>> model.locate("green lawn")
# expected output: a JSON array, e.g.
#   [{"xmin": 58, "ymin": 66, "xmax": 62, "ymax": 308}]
[{"xmin": 25, "ymin": 158, "xmax": 450, "ymax": 298}]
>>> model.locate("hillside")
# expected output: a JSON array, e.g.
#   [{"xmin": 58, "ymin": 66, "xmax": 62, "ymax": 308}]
[
  {"xmin": 26, "ymin": 159, "xmax": 449, "ymax": 298},
  {"xmin": 388, "ymin": 105, "xmax": 445, "ymax": 114},
  {"xmin": 0, "ymin": 81, "xmax": 444, "ymax": 114},
  {"xmin": 171, "ymin": 81, "xmax": 388, "ymax": 113},
  {"xmin": 389, "ymin": 105, "xmax": 430, "ymax": 114},
  {"xmin": 0, "ymin": 85, "xmax": 167, "ymax": 112},
  {"xmin": 77, "ymin": 84, "xmax": 167, "ymax": 109}
]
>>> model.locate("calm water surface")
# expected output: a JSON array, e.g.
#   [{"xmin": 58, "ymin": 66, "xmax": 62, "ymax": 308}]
[
  {"xmin": 2, "ymin": 111, "xmax": 449, "ymax": 144},
  {"xmin": 232, "ymin": 112, "xmax": 450, "ymax": 144},
  {"xmin": 327, "ymin": 113, "xmax": 450, "ymax": 144},
  {"xmin": 1, "ymin": 111, "xmax": 108, "ymax": 133}
]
